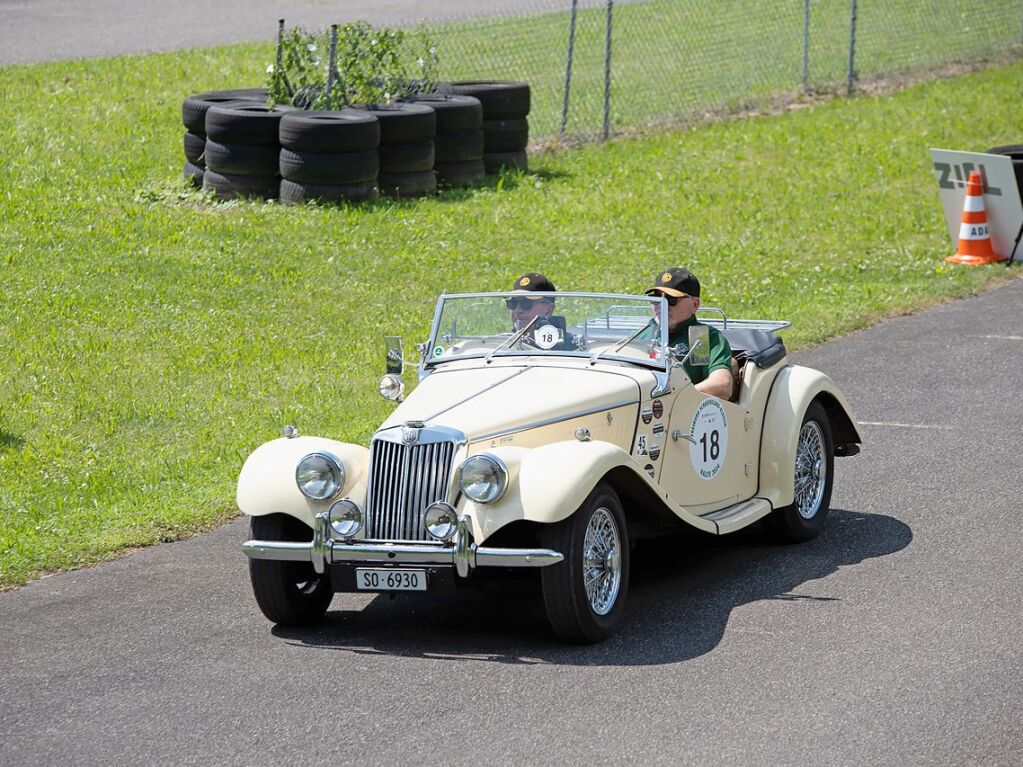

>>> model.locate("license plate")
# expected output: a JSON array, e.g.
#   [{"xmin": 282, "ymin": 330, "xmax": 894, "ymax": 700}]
[{"xmin": 355, "ymin": 568, "xmax": 427, "ymax": 592}]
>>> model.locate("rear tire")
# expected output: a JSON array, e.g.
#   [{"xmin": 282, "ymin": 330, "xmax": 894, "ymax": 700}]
[
  {"xmin": 248, "ymin": 514, "xmax": 333, "ymax": 626},
  {"xmin": 765, "ymin": 400, "xmax": 834, "ymax": 542},
  {"xmin": 540, "ymin": 482, "xmax": 629, "ymax": 643}
]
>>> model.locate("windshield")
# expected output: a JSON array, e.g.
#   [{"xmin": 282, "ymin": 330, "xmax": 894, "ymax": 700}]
[{"xmin": 424, "ymin": 292, "xmax": 669, "ymax": 370}]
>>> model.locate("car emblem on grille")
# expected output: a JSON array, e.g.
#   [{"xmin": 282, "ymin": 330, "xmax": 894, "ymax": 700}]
[{"xmin": 401, "ymin": 420, "xmax": 425, "ymax": 444}]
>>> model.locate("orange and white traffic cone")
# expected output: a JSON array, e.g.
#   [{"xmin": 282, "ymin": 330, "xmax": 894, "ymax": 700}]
[{"xmin": 946, "ymin": 171, "xmax": 1005, "ymax": 266}]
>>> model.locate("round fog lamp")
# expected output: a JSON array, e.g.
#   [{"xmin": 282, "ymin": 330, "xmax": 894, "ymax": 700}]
[
  {"xmin": 378, "ymin": 374, "xmax": 405, "ymax": 402},
  {"xmin": 423, "ymin": 502, "xmax": 459, "ymax": 541},
  {"xmin": 457, "ymin": 454, "xmax": 508, "ymax": 504},
  {"xmin": 329, "ymin": 499, "xmax": 363, "ymax": 538},
  {"xmin": 296, "ymin": 452, "xmax": 344, "ymax": 500}
]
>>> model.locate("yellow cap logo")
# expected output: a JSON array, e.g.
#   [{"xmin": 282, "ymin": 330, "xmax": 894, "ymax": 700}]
[
  {"xmin": 660, "ymin": 272, "xmax": 671, "ymax": 283},
  {"xmin": 519, "ymin": 277, "xmax": 530, "ymax": 286}
]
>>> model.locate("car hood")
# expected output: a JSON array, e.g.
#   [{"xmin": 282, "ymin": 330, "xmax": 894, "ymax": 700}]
[{"xmin": 378, "ymin": 362, "xmax": 644, "ymax": 441}]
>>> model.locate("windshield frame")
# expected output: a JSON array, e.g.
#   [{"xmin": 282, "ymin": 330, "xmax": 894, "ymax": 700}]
[{"xmin": 422, "ymin": 291, "xmax": 670, "ymax": 372}]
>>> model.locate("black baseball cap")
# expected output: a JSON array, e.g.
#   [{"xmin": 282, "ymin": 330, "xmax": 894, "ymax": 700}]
[
  {"xmin": 645, "ymin": 267, "xmax": 700, "ymax": 298},
  {"xmin": 512, "ymin": 272, "xmax": 557, "ymax": 296}
]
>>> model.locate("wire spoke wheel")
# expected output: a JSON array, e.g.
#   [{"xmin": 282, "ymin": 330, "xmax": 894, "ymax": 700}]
[
  {"xmin": 794, "ymin": 420, "xmax": 827, "ymax": 519},
  {"xmin": 541, "ymin": 483, "xmax": 630, "ymax": 643},
  {"xmin": 582, "ymin": 507, "xmax": 622, "ymax": 616},
  {"xmin": 766, "ymin": 400, "xmax": 835, "ymax": 543}
]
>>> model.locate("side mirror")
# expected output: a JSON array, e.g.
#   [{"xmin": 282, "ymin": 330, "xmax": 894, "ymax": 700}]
[
  {"xmin": 385, "ymin": 336, "xmax": 404, "ymax": 375},
  {"xmin": 687, "ymin": 325, "xmax": 710, "ymax": 366}
]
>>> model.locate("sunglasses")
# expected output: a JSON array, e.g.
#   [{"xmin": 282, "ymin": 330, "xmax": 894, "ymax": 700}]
[
  {"xmin": 505, "ymin": 297, "xmax": 549, "ymax": 310},
  {"xmin": 662, "ymin": 294, "xmax": 691, "ymax": 307}
]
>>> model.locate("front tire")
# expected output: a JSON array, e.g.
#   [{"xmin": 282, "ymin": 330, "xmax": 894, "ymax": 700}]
[
  {"xmin": 766, "ymin": 400, "xmax": 835, "ymax": 542},
  {"xmin": 540, "ymin": 483, "xmax": 629, "ymax": 643},
  {"xmin": 248, "ymin": 514, "xmax": 333, "ymax": 626}
]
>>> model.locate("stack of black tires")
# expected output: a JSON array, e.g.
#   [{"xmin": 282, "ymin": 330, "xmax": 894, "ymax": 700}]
[
  {"xmin": 202, "ymin": 102, "xmax": 294, "ymax": 200},
  {"xmin": 178, "ymin": 80, "xmax": 530, "ymax": 204},
  {"xmin": 438, "ymin": 81, "xmax": 530, "ymax": 174},
  {"xmin": 278, "ymin": 110, "xmax": 381, "ymax": 204},
  {"xmin": 401, "ymin": 94, "xmax": 485, "ymax": 188},
  {"xmin": 362, "ymin": 103, "xmax": 438, "ymax": 198},
  {"xmin": 180, "ymin": 89, "xmax": 268, "ymax": 188}
]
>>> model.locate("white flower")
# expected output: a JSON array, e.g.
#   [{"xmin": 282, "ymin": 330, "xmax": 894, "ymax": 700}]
[
  {"xmin": 370, "ymin": 38, "xmax": 378, "ymax": 46},
  {"xmin": 429, "ymin": 46, "xmax": 436, "ymax": 55},
  {"xmin": 307, "ymin": 44, "xmax": 317, "ymax": 52},
  {"xmin": 266, "ymin": 64, "xmax": 274, "ymax": 73},
  {"xmin": 417, "ymin": 57, "xmax": 425, "ymax": 67}
]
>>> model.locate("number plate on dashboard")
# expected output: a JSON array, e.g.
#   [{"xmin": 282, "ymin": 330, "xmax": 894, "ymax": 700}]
[{"xmin": 355, "ymin": 568, "xmax": 427, "ymax": 592}]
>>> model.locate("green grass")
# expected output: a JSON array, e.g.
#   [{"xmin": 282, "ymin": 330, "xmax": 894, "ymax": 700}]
[{"xmin": 1, "ymin": 46, "xmax": 1022, "ymax": 587}]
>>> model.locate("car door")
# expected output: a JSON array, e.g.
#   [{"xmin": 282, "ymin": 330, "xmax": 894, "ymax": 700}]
[{"xmin": 657, "ymin": 384, "xmax": 757, "ymax": 509}]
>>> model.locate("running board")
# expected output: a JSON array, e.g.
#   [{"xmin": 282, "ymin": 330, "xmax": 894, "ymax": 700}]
[{"xmin": 703, "ymin": 498, "xmax": 774, "ymax": 534}]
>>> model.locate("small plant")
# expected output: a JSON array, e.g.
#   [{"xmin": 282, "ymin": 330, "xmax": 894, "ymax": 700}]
[{"xmin": 268, "ymin": 20, "xmax": 442, "ymax": 110}]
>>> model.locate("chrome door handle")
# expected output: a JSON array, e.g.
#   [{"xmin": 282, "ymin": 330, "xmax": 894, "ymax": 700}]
[{"xmin": 671, "ymin": 429, "xmax": 696, "ymax": 444}]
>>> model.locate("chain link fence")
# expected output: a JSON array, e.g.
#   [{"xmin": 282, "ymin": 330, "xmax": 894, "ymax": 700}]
[{"xmin": 419, "ymin": 0, "xmax": 1022, "ymax": 144}]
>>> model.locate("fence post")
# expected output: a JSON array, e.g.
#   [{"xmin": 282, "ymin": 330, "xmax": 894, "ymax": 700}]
[
  {"xmin": 561, "ymin": 0, "xmax": 579, "ymax": 135},
  {"xmin": 327, "ymin": 24, "xmax": 338, "ymax": 105},
  {"xmin": 603, "ymin": 0, "xmax": 614, "ymax": 141},
  {"xmin": 802, "ymin": 0, "xmax": 810, "ymax": 92},
  {"xmin": 276, "ymin": 19, "xmax": 293, "ymax": 97},
  {"xmin": 847, "ymin": 0, "xmax": 858, "ymax": 95}
]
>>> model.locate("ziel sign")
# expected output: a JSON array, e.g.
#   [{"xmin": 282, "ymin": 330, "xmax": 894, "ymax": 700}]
[{"xmin": 930, "ymin": 149, "xmax": 1023, "ymax": 258}]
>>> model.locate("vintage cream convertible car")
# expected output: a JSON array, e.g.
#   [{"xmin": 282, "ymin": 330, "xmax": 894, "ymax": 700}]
[{"xmin": 239, "ymin": 292, "xmax": 861, "ymax": 643}]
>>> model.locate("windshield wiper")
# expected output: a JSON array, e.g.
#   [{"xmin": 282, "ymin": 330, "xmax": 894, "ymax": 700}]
[
  {"xmin": 484, "ymin": 315, "xmax": 540, "ymax": 364},
  {"xmin": 588, "ymin": 318, "xmax": 655, "ymax": 366}
]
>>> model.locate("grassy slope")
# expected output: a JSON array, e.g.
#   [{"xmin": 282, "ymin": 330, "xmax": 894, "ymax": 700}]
[{"xmin": 0, "ymin": 48, "xmax": 1020, "ymax": 587}]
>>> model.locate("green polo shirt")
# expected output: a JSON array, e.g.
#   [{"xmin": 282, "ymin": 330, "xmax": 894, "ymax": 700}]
[{"xmin": 668, "ymin": 316, "xmax": 733, "ymax": 385}]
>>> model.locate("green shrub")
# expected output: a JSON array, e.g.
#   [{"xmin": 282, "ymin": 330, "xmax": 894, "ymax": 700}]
[{"xmin": 267, "ymin": 21, "xmax": 441, "ymax": 109}]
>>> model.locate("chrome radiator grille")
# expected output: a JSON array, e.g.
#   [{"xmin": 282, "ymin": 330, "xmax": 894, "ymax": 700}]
[{"xmin": 367, "ymin": 435, "xmax": 456, "ymax": 541}]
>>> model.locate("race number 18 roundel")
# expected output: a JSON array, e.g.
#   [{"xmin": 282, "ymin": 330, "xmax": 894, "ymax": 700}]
[{"xmin": 688, "ymin": 398, "xmax": 728, "ymax": 480}]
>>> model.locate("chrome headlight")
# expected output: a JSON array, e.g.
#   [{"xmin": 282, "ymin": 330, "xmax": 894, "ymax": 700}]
[
  {"xmin": 295, "ymin": 452, "xmax": 344, "ymax": 500},
  {"xmin": 328, "ymin": 498, "xmax": 363, "ymax": 538},
  {"xmin": 423, "ymin": 501, "xmax": 459, "ymax": 540},
  {"xmin": 378, "ymin": 374, "xmax": 405, "ymax": 402},
  {"xmin": 457, "ymin": 454, "xmax": 508, "ymax": 504}
]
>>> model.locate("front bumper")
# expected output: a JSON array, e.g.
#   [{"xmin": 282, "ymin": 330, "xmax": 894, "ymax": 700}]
[{"xmin": 242, "ymin": 513, "xmax": 563, "ymax": 578}]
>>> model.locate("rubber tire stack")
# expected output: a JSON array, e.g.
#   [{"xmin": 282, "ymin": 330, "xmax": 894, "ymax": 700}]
[
  {"xmin": 180, "ymin": 88, "xmax": 268, "ymax": 188},
  {"xmin": 360, "ymin": 103, "xmax": 438, "ymax": 198},
  {"xmin": 203, "ymin": 101, "xmax": 294, "ymax": 200},
  {"xmin": 400, "ymin": 94, "xmax": 484, "ymax": 188},
  {"xmin": 985, "ymin": 145, "xmax": 1023, "ymax": 199},
  {"xmin": 278, "ymin": 109, "xmax": 381, "ymax": 204},
  {"xmin": 437, "ymin": 81, "xmax": 529, "ymax": 174}
]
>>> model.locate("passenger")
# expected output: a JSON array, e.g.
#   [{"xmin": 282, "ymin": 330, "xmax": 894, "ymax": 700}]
[
  {"xmin": 506, "ymin": 273, "xmax": 577, "ymax": 351},
  {"xmin": 645, "ymin": 267, "xmax": 733, "ymax": 399}
]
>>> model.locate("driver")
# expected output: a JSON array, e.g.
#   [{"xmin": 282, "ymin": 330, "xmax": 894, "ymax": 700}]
[
  {"xmin": 507, "ymin": 273, "xmax": 577, "ymax": 350},
  {"xmin": 645, "ymin": 267, "xmax": 733, "ymax": 399},
  {"xmin": 507, "ymin": 272, "xmax": 558, "ymax": 330}
]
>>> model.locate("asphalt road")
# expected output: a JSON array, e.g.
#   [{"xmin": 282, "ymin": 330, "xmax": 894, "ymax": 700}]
[
  {"xmin": 3, "ymin": 278, "xmax": 1022, "ymax": 764},
  {"xmin": 0, "ymin": 0, "xmax": 548, "ymax": 65}
]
